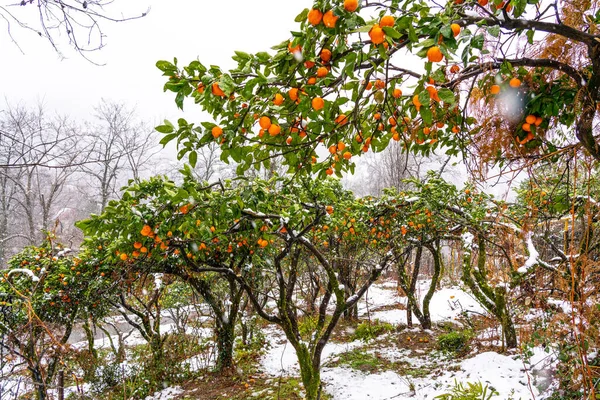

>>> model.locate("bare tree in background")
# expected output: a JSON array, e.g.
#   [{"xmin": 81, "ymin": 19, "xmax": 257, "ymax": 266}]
[
  {"xmin": 0, "ymin": 102, "xmax": 84, "ymax": 263},
  {"xmin": 80, "ymin": 100, "xmax": 160, "ymax": 212},
  {"xmin": 0, "ymin": 0, "xmax": 149, "ymax": 60}
]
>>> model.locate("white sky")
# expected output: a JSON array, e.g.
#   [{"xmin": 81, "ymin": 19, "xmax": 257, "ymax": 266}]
[{"xmin": 0, "ymin": 0, "xmax": 312, "ymax": 122}]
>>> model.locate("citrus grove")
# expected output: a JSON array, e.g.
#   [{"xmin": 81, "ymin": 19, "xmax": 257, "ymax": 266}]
[{"xmin": 1, "ymin": 0, "xmax": 599, "ymax": 399}]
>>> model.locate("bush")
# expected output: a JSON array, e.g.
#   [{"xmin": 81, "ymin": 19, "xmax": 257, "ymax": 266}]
[
  {"xmin": 434, "ymin": 380, "xmax": 499, "ymax": 399},
  {"xmin": 437, "ymin": 330, "xmax": 473, "ymax": 354},
  {"xmin": 353, "ymin": 320, "xmax": 395, "ymax": 342}
]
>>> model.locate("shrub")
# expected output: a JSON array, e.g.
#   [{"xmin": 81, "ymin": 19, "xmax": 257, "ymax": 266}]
[
  {"xmin": 435, "ymin": 380, "xmax": 499, "ymax": 399},
  {"xmin": 437, "ymin": 330, "xmax": 473, "ymax": 354},
  {"xmin": 353, "ymin": 320, "xmax": 395, "ymax": 342}
]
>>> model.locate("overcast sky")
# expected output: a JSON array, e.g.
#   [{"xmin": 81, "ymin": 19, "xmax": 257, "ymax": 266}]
[{"xmin": 0, "ymin": 0, "xmax": 312, "ymax": 122}]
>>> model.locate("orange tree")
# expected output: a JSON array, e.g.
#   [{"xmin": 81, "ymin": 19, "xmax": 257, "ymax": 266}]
[
  {"xmin": 0, "ymin": 236, "xmax": 105, "ymax": 400},
  {"xmin": 369, "ymin": 173, "xmax": 521, "ymax": 346},
  {"xmin": 77, "ymin": 168, "xmax": 394, "ymax": 399},
  {"xmin": 157, "ymin": 0, "xmax": 600, "ymax": 176}
]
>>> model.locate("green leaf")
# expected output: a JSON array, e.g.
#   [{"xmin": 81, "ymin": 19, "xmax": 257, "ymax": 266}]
[
  {"xmin": 487, "ymin": 26, "xmax": 500, "ymax": 38},
  {"xmin": 438, "ymin": 88, "xmax": 456, "ymax": 104},
  {"xmin": 159, "ymin": 134, "xmax": 177, "ymax": 146},
  {"xmin": 471, "ymin": 34, "xmax": 485, "ymax": 50},
  {"xmin": 420, "ymin": 107, "xmax": 433, "ymax": 125},
  {"xmin": 382, "ymin": 26, "xmax": 402, "ymax": 39},
  {"xmin": 156, "ymin": 125, "xmax": 174, "ymax": 134},
  {"xmin": 526, "ymin": 29, "xmax": 535, "ymax": 44},
  {"xmin": 295, "ymin": 8, "xmax": 309, "ymax": 22},
  {"xmin": 156, "ymin": 60, "xmax": 177, "ymax": 72},
  {"xmin": 189, "ymin": 151, "xmax": 198, "ymax": 168}
]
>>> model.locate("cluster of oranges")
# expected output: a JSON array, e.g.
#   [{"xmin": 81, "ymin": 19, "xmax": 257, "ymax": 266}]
[{"xmin": 369, "ymin": 15, "xmax": 395, "ymax": 45}]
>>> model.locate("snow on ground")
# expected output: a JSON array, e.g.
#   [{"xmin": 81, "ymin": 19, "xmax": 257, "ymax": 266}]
[
  {"xmin": 261, "ymin": 325, "xmax": 363, "ymax": 375},
  {"xmin": 258, "ymin": 280, "xmax": 553, "ymax": 399},
  {"xmin": 144, "ymin": 386, "xmax": 184, "ymax": 400}
]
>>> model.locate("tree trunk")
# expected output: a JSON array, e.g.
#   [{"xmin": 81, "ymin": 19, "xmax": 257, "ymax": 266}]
[
  {"xmin": 296, "ymin": 345, "xmax": 321, "ymax": 400},
  {"xmin": 216, "ymin": 321, "xmax": 235, "ymax": 371}
]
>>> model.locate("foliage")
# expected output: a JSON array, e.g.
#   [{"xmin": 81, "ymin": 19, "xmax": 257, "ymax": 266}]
[
  {"xmin": 157, "ymin": 0, "xmax": 600, "ymax": 177},
  {"xmin": 335, "ymin": 348, "xmax": 384, "ymax": 373},
  {"xmin": 436, "ymin": 330, "xmax": 473, "ymax": 354},
  {"xmin": 434, "ymin": 380, "xmax": 499, "ymax": 400},
  {"xmin": 352, "ymin": 319, "xmax": 395, "ymax": 341}
]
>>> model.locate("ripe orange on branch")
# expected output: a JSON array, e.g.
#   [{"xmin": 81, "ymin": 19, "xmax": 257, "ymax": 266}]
[
  {"xmin": 344, "ymin": 0, "xmax": 359, "ymax": 12},
  {"xmin": 259, "ymin": 116, "xmax": 272, "ymax": 130},
  {"xmin": 509, "ymin": 77, "xmax": 521, "ymax": 88},
  {"xmin": 317, "ymin": 66, "xmax": 328, "ymax": 78},
  {"xmin": 369, "ymin": 24, "xmax": 385, "ymax": 44},
  {"xmin": 307, "ymin": 9, "xmax": 323, "ymax": 26},
  {"xmin": 380, "ymin": 15, "xmax": 395, "ymax": 27},
  {"xmin": 451, "ymin": 23, "xmax": 461, "ymax": 37},
  {"xmin": 320, "ymin": 48, "xmax": 332, "ymax": 63},
  {"xmin": 323, "ymin": 10, "xmax": 338, "ymax": 28},
  {"xmin": 427, "ymin": 46, "xmax": 444, "ymax": 63},
  {"xmin": 312, "ymin": 97, "xmax": 325, "ymax": 110},
  {"xmin": 212, "ymin": 83, "xmax": 226, "ymax": 97},
  {"xmin": 211, "ymin": 126, "xmax": 223, "ymax": 138},
  {"xmin": 490, "ymin": 84, "xmax": 501, "ymax": 95}
]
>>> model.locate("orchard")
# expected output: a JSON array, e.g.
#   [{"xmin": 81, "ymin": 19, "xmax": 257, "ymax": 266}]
[{"xmin": 1, "ymin": 0, "xmax": 599, "ymax": 399}]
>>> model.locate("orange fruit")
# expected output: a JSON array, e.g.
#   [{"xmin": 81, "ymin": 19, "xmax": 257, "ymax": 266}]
[
  {"xmin": 337, "ymin": 141, "xmax": 346, "ymax": 151},
  {"xmin": 380, "ymin": 15, "xmax": 395, "ymax": 27},
  {"xmin": 304, "ymin": 60, "xmax": 315, "ymax": 69},
  {"xmin": 329, "ymin": 145, "xmax": 337, "ymax": 154},
  {"xmin": 197, "ymin": 83, "xmax": 205, "ymax": 93},
  {"xmin": 286, "ymin": 136, "xmax": 293, "ymax": 145},
  {"xmin": 374, "ymin": 112, "xmax": 381, "ymax": 120},
  {"xmin": 323, "ymin": 10, "xmax": 338, "ymax": 28},
  {"xmin": 344, "ymin": 0, "xmax": 359, "ymax": 12},
  {"xmin": 307, "ymin": 9, "xmax": 323, "ymax": 26},
  {"xmin": 325, "ymin": 168, "xmax": 334, "ymax": 175},
  {"xmin": 375, "ymin": 79, "xmax": 385, "ymax": 89},
  {"xmin": 212, "ymin": 126, "xmax": 223, "ymax": 138},
  {"xmin": 326, "ymin": 205, "xmax": 334, "ymax": 214},
  {"xmin": 317, "ymin": 66, "xmax": 328, "ymax": 78},
  {"xmin": 133, "ymin": 242, "xmax": 142, "ymax": 249},
  {"xmin": 423, "ymin": 127, "xmax": 431, "ymax": 135},
  {"xmin": 478, "ymin": 0, "xmax": 489, "ymax": 5},
  {"xmin": 427, "ymin": 46, "xmax": 444, "ymax": 62},
  {"xmin": 273, "ymin": 93, "xmax": 284, "ymax": 105},
  {"xmin": 426, "ymin": 86, "xmax": 440, "ymax": 102},
  {"xmin": 525, "ymin": 115, "xmax": 536, "ymax": 124},
  {"xmin": 120, "ymin": 253, "xmax": 128, "ymax": 261},
  {"xmin": 452, "ymin": 125, "xmax": 460, "ymax": 133},
  {"xmin": 289, "ymin": 88, "xmax": 299, "ymax": 101},
  {"xmin": 343, "ymin": 151, "xmax": 352, "ymax": 160},
  {"xmin": 365, "ymin": 81, "xmax": 373, "ymax": 90},
  {"xmin": 259, "ymin": 116, "xmax": 272, "ymax": 130},
  {"xmin": 288, "ymin": 42, "xmax": 301, "ymax": 53},
  {"xmin": 320, "ymin": 48, "xmax": 332, "ymax": 63},
  {"xmin": 522, "ymin": 123, "xmax": 531, "ymax": 132},
  {"xmin": 268, "ymin": 124, "xmax": 281, "ymax": 136},
  {"xmin": 369, "ymin": 24, "xmax": 385, "ymax": 44},
  {"xmin": 312, "ymin": 97, "xmax": 325, "ymax": 110},
  {"xmin": 490, "ymin": 84, "xmax": 501, "ymax": 95},
  {"xmin": 392, "ymin": 132, "xmax": 400, "ymax": 141},
  {"xmin": 412, "ymin": 94, "xmax": 422, "ymax": 111},
  {"xmin": 393, "ymin": 88, "xmax": 402, "ymax": 98},
  {"xmin": 534, "ymin": 116, "xmax": 543, "ymax": 126},
  {"xmin": 451, "ymin": 23, "xmax": 461, "ymax": 37},
  {"xmin": 450, "ymin": 64, "xmax": 460, "ymax": 73},
  {"xmin": 307, "ymin": 76, "xmax": 317, "ymax": 85},
  {"xmin": 335, "ymin": 114, "xmax": 349, "ymax": 126},
  {"xmin": 212, "ymin": 82, "xmax": 226, "ymax": 97},
  {"xmin": 509, "ymin": 77, "xmax": 521, "ymax": 88}
]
